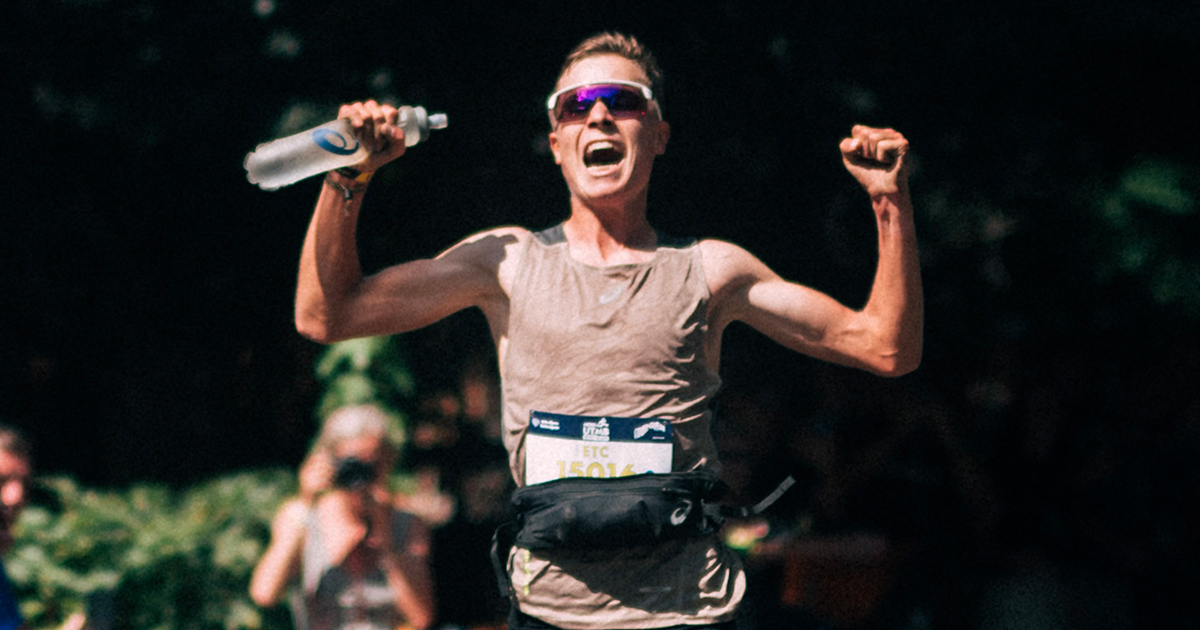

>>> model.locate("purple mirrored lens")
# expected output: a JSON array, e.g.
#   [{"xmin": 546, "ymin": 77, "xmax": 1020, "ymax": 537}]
[{"xmin": 557, "ymin": 85, "xmax": 648, "ymax": 122}]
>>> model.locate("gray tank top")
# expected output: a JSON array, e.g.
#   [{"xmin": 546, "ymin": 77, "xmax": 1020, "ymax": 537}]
[
  {"xmin": 502, "ymin": 225, "xmax": 745, "ymax": 629},
  {"xmin": 292, "ymin": 508, "xmax": 413, "ymax": 630}
]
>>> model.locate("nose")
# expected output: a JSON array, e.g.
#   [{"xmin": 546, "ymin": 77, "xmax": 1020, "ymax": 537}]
[{"xmin": 585, "ymin": 99, "xmax": 615, "ymax": 126}]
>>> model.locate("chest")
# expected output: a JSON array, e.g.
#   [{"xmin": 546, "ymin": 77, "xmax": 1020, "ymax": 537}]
[{"xmin": 522, "ymin": 253, "xmax": 703, "ymax": 330}]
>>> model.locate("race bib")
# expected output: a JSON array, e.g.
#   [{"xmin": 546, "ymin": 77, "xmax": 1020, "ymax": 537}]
[{"xmin": 524, "ymin": 411, "xmax": 674, "ymax": 485}]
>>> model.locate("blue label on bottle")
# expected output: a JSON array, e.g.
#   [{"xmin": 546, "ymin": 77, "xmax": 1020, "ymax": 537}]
[{"xmin": 311, "ymin": 128, "xmax": 359, "ymax": 155}]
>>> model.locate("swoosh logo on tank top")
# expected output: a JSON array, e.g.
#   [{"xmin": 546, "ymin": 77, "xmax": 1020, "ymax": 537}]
[{"xmin": 599, "ymin": 286, "xmax": 622, "ymax": 304}]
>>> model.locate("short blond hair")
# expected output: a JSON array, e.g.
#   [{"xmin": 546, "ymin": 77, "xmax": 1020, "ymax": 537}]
[
  {"xmin": 556, "ymin": 32, "xmax": 665, "ymax": 107},
  {"xmin": 314, "ymin": 405, "xmax": 400, "ymax": 459}
]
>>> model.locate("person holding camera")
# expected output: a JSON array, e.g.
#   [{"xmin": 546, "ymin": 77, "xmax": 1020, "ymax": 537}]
[{"xmin": 250, "ymin": 405, "xmax": 436, "ymax": 630}]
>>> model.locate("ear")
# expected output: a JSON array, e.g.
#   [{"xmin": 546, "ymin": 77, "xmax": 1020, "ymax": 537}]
[
  {"xmin": 654, "ymin": 120, "xmax": 670, "ymax": 155},
  {"xmin": 549, "ymin": 130, "xmax": 563, "ymax": 165}
]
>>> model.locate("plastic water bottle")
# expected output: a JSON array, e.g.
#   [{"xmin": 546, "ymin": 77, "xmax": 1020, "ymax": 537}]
[{"xmin": 244, "ymin": 105, "xmax": 448, "ymax": 190}]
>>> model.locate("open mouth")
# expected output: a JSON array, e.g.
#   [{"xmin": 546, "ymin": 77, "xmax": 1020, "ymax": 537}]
[{"xmin": 584, "ymin": 141, "xmax": 624, "ymax": 167}]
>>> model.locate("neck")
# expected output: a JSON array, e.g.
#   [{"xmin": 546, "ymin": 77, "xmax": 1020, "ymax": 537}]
[{"xmin": 562, "ymin": 203, "xmax": 657, "ymax": 266}]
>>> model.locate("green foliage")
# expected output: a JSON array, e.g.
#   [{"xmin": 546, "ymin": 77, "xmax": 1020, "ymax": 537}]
[
  {"xmin": 9, "ymin": 470, "xmax": 296, "ymax": 630},
  {"xmin": 7, "ymin": 336, "xmax": 425, "ymax": 630},
  {"xmin": 1094, "ymin": 158, "xmax": 1200, "ymax": 316},
  {"xmin": 314, "ymin": 336, "xmax": 415, "ymax": 449}
]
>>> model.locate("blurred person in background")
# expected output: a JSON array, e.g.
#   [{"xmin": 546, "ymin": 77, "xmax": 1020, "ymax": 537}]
[
  {"xmin": 250, "ymin": 405, "xmax": 436, "ymax": 630},
  {"xmin": 0, "ymin": 423, "xmax": 32, "ymax": 630},
  {"xmin": 0, "ymin": 423, "xmax": 99, "ymax": 630}
]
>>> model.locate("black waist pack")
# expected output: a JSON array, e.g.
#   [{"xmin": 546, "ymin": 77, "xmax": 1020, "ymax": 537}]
[{"xmin": 509, "ymin": 471, "xmax": 729, "ymax": 551}]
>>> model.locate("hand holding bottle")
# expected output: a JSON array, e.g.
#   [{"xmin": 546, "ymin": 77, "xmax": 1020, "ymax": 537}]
[
  {"xmin": 338, "ymin": 100, "xmax": 410, "ymax": 174},
  {"xmin": 244, "ymin": 100, "xmax": 447, "ymax": 190}
]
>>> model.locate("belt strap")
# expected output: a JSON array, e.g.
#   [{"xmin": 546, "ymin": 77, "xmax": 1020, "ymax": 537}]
[
  {"xmin": 711, "ymin": 475, "xmax": 797, "ymax": 520},
  {"xmin": 490, "ymin": 521, "xmax": 518, "ymax": 600}
]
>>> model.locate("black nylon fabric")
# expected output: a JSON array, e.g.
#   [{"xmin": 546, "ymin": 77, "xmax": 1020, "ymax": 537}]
[{"xmin": 509, "ymin": 472, "xmax": 728, "ymax": 550}]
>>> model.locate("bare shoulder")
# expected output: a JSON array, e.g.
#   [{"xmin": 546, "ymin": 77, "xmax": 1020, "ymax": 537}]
[
  {"xmin": 698, "ymin": 238, "xmax": 753, "ymax": 264},
  {"xmin": 698, "ymin": 237, "xmax": 793, "ymax": 331},
  {"xmin": 698, "ymin": 238, "xmax": 776, "ymax": 293},
  {"xmin": 438, "ymin": 226, "xmax": 531, "ymax": 295},
  {"xmin": 457, "ymin": 225, "xmax": 532, "ymax": 244},
  {"xmin": 439, "ymin": 225, "xmax": 530, "ymax": 261}
]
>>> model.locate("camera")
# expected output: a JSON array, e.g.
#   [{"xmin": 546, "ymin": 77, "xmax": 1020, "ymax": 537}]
[{"xmin": 333, "ymin": 457, "xmax": 376, "ymax": 490}]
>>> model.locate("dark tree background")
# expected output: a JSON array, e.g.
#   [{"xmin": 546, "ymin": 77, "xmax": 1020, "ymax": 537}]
[{"xmin": 3, "ymin": 1, "xmax": 1198, "ymax": 627}]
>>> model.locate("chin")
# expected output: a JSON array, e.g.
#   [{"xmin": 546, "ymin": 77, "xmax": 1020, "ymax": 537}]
[{"xmin": 584, "ymin": 171, "xmax": 639, "ymax": 194}]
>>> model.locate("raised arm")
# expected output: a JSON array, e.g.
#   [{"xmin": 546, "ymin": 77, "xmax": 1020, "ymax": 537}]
[
  {"xmin": 248, "ymin": 450, "xmax": 339, "ymax": 606},
  {"xmin": 248, "ymin": 498, "xmax": 311, "ymax": 606},
  {"xmin": 294, "ymin": 101, "xmax": 519, "ymax": 343},
  {"xmin": 704, "ymin": 126, "xmax": 922, "ymax": 377}
]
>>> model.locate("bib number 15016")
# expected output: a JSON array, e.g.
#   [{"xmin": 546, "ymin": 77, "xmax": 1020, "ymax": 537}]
[{"xmin": 556, "ymin": 460, "xmax": 637, "ymax": 479}]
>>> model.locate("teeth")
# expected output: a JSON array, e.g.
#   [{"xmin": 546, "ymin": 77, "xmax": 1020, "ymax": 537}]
[{"xmin": 587, "ymin": 141, "xmax": 615, "ymax": 156}]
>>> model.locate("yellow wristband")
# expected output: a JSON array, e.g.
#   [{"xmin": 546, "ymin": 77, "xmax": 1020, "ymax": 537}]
[{"xmin": 334, "ymin": 167, "xmax": 374, "ymax": 184}]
